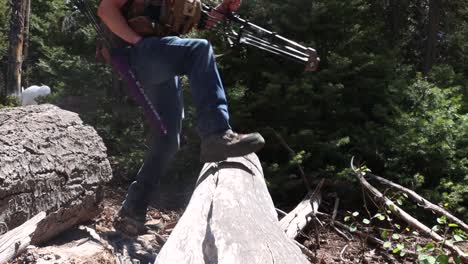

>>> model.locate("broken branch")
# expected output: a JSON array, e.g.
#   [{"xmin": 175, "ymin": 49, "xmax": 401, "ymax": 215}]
[
  {"xmin": 351, "ymin": 159, "xmax": 467, "ymax": 262},
  {"xmin": 367, "ymin": 173, "xmax": 468, "ymax": 232}
]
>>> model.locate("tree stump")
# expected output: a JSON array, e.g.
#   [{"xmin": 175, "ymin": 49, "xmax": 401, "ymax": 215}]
[
  {"xmin": 155, "ymin": 154, "xmax": 309, "ymax": 264},
  {"xmin": 0, "ymin": 104, "xmax": 112, "ymax": 244}
]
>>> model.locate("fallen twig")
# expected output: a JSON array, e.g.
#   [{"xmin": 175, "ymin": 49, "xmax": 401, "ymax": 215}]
[
  {"xmin": 340, "ymin": 244, "xmax": 349, "ymax": 262},
  {"xmin": 79, "ymin": 225, "xmax": 114, "ymax": 253},
  {"xmin": 293, "ymin": 240, "xmax": 316, "ymax": 260},
  {"xmin": 276, "ymin": 208, "xmax": 288, "ymax": 217},
  {"xmin": 351, "ymin": 158, "xmax": 468, "ymax": 262},
  {"xmin": 331, "ymin": 195, "xmax": 339, "ymax": 225},
  {"xmin": 367, "ymin": 173, "xmax": 468, "ymax": 232}
]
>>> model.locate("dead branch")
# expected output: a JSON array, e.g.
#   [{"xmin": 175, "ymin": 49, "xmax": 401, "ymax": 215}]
[
  {"xmin": 351, "ymin": 159, "xmax": 468, "ymax": 262},
  {"xmin": 293, "ymin": 240, "xmax": 316, "ymax": 260},
  {"xmin": 367, "ymin": 173, "xmax": 468, "ymax": 232},
  {"xmin": 331, "ymin": 195, "xmax": 340, "ymax": 225},
  {"xmin": 279, "ymin": 179, "xmax": 325, "ymax": 239},
  {"xmin": 269, "ymin": 128, "xmax": 313, "ymax": 191},
  {"xmin": 340, "ymin": 244, "xmax": 349, "ymax": 262}
]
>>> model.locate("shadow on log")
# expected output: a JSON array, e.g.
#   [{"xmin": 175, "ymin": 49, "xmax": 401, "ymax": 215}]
[
  {"xmin": 155, "ymin": 154, "xmax": 309, "ymax": 264},
  {"xmin": 0, "ymin": 105, "xmax": 112, "ymax": 247}
]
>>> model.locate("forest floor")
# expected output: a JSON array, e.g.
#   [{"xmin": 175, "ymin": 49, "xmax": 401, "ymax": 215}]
[{"xmin": 11, "ymin": 187, "xmax": 426, "ymax": 264}]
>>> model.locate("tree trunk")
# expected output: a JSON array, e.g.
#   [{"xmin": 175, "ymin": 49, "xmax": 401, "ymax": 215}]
[
  {"xmin": 423, "ymin": 0, "xmax": 441, "ymax": 74},
  {"xmin": 0, "ymin": 104, "xmax": 113, "ymax": 244},
  {"xmin": 22, "ymin": 0, "xmax": 31, "ymax": 88},
  {"xmin": 155, "ymin": 154, "xmax": 309, "ymax": 264},
  {"xmin": 6, "ymin": 0, "xmax": 26, "ymax": 97}
]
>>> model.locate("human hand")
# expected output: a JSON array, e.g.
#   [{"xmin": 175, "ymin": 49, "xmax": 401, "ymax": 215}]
[{"xmin": 221, "ymin": 0, "xmax": 241, "ymax": 12}]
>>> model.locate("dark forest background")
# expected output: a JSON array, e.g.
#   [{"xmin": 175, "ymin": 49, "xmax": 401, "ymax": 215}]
[{"xmin": 0, "ymin": 0, "xmax": 466, "ymax": 222}]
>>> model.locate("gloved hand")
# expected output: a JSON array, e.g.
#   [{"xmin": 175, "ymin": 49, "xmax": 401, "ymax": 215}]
[
  {"xmin": 221, "ymin": 0, "xmax": 241, "ymax": 12},
  {"xmin": 204, "ymin": 0, "xmax": 242, "ymax": 29}
]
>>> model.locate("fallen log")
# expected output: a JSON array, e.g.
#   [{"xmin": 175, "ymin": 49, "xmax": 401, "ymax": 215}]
[
  {"xmin": 0, "ymin": 104, "xmax": 112, "ymax": 244},
  {"xmin": 0, "ymin": 212, "xmax": 46, "ymax": 263},
  {"xmin": 155, "ymin": 154, "xmax": 309, "ymax": 264}
]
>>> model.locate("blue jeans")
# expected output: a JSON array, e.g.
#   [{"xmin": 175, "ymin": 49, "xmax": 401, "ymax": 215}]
[{"xmin": 121, "ymin": 37, "xmax": 231, "ymax": 216}]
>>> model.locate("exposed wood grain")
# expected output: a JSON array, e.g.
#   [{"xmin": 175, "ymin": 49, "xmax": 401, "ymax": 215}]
[
  {"xmin": 0, "ymin": 211, "xmax": 46, "ymax": 263},
  {"xmin": 279, "ymin": 179, "xmax": 324, "ymax": 239},
  {"xmin": 155, "ymin": 154, "xmax": 309, "ymax": 264}
]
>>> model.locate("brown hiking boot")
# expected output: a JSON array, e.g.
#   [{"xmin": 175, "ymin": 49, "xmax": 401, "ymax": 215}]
[
  {"xmin": 200, "ymin": 129, "xmax": 265, "ymax": 162},
  {"xmin": 114, "ymin": 207, "xmax": 148, "ymax": 237}
]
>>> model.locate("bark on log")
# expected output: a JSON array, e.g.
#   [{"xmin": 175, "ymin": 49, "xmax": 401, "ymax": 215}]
[
  {"xmin": 155, "ymin": 154, "xmax": 309, "ymax": 264},
  {"xmin": 0, "ymin": 104, "xmax": 112, "ymax": 244},
  {"xmin": 0, "ymin": 211, "xmax": 46, "ymax": 263}
]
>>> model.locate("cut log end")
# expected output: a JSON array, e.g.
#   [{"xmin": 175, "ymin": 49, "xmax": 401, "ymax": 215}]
[{"xmin": 0, "ymin": 105, "xmax": 112, "ymax": 245}]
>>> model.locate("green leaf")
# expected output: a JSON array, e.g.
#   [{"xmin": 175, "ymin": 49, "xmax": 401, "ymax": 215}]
[
  {"xmin": 396, "ymin": 199, "xmax": 403, "ymax": 205},
  {"xmin": 435, "ymin": 254, "xmax": 449, "ymax": 264},
  {"xmin": 437, "ymin": 216, "xmax": 447, "ymax": 224},
  {"xmin": 363, "ymin": 218, "xmax": 370, "ymax": 225},
  {"xmin": 374, "ymin": 213, "xmax": 385, "ymax": 221},
  {"xmin": 344, "ymin": 216, "xmax": 351, "ymax": 222},
  {"xmin": 448, "ymin": 223, "xmax": 459, "ymax": 228},
  {"xmin": 395, "ymin": 224, "xmax": 401, "ymax": 230},
  {"xmin": 453, "ymin": 234, "xmax": 463, "ymax": 242},
  {"xmin": 352, "ymin": 211, "xmax": 359, "ymax": 217},
  {"xmin": 392, "ymin": 243, "xmax": 404, "ymax": 254},
  {"xmin": 418, "ymin": 255, "xmax": 436, "ymax": 264},
  {"xmin": 432, "ymin": 225, "xmax": 441, "ymax": 232},
  {"xmin": 392, "ymin": 234, "xmax": 400, "ymax": 240},
  {"xmin": 423, "ymin": 242, "xmax": 436, "ymax": 251},
  {"xmin": 349, "ymin": 224, "xmax": 357, "ymax": 232},
  {"xmin": 381, "ymin": 230, "xmax": 389, "ymax": 239},
  {"xmin": 383, "ymin": 241, "xmax": 392, "ymax": 248}
]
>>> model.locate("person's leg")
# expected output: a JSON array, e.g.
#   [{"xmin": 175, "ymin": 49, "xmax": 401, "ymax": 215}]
[
  {"xmin": 130, "ymin": 36, "xmax": 264, "ymax": 162},
  {"xmin": 130, "ymin": 36, "xmax": 229, "ymax": 136},
  {"xmin": 119, "ymin": 76, "xmax": 183, "ymax": 226}
]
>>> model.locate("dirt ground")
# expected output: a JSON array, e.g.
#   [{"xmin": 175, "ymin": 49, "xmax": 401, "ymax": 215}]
[{"xmin": 9, "ymin": 187, "xmax": 447, "ymax": 264}]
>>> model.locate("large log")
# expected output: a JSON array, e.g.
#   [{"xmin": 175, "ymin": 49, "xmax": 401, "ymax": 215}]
[
  {"xmin": 155, "ymin": 154, "xmax": 309, "ymax": 264},
  {"xmin": 0, "ymin": 212, "xmax": 46, "ymax": 263},
  {"xmin": 0, "ymin": 104, "xmax": 112, "ymax": 244}
]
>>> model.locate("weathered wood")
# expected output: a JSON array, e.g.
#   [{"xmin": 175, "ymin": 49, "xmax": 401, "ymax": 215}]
[
  {"xmin": 155, "ymin": 154, "xmax": 309, "ymax": 264},
  {"xmin": 0, "ymin": 211, "xmax": 46, "ymax": 263},
  {"xmin": 0, "ymin": 104, "xmax": 112, "ymax": 244},
  {"xmin": 279, "ymin": 179, "xmax": 324, "ymax": 239},
  {"xmin": 353, "ymin": 165, "xmax": 467, "ymax": 262},
  {"xmin": 367, "ymin": 173, "xmax": 468, "ymax": 232}
]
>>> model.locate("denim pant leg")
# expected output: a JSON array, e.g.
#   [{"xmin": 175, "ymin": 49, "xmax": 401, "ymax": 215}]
[
  {"xmin": 130, "ymin": 36, "xmax": 231, "ymax": 137},
  {"xmin": 122, "ymin": 77, "xmax": 183, "ymax": 216}
]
